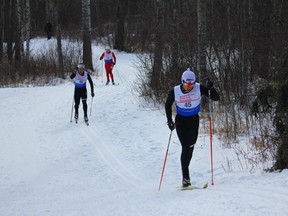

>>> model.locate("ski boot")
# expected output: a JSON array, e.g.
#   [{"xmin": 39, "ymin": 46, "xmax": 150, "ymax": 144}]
[
  {"xmin": 84, "ymin": 115, "xmax": 89, "ymax": 125},
  {"xmin": 112, "ymin": 80, "xmax": 115, "ymax": 85},
  {"xmin": 106, "ymin": 80, "xmax": 110, "ymax": 85},
  {"xmin": 84, "ymin": 116, "xmax": 88, "ymax": 122},
  {"xmin": 74, "ymin": 112, "xmax": 79, "ymax": 123},
  {"xmin": 182, "ymin": 178, "xmax": 191, "ymax": 188}
]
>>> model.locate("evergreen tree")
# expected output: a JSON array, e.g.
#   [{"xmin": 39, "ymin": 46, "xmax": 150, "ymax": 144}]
[
  {"xmin": 252, "ymin": 48, "xmax": 288, "ymax": 170},
  {"xmin": 273, "ymin": 48, "xmax": 288, "ymax": 170}
]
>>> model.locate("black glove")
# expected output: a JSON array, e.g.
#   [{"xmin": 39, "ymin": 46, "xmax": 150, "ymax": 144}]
[
  {"xmin": 91, "ymin": 92, "xmax": 95, "ymax": 97},
  {"xmin": 70, "ymin": 72, "xmax": 76, "ymax": 79},
  {"xmin": 167, "ymin": 120, "xmax": 175, "ymax": 131},
  {"xmin": 113, "ymin": 62, "xmax": 116, "ymax": 65},
  {"xmin": 206, "ymin": 79, "xmax": 213, "ymax": 89}
]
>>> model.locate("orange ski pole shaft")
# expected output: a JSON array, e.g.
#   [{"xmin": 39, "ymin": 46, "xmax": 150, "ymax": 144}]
[
  {"xmin": 208, "ymin": 89, "xmax": 214, "ymax": 185},
  {"xmin": 209, "ymin": 117, "xmax": 214, "ymax": 185},
  {"xmin": 158, "ymin": 131, "xmax": 173, "ymax": 191}
]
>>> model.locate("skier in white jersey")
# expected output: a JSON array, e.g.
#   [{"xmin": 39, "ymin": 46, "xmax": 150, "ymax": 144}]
[
  {"xmin": 165, "ymin": 68, "xmax": 219, "ymax": 187},
  {"xmin": 70, "ymin": 63, "xmax": 94, "ymax": 123}
]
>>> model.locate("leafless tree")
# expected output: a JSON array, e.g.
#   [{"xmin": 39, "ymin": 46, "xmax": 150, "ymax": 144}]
[
  {"xmin": 14, "ymin": 0, "xmax": 21, "ymax": 63},
  {"xmin": 114, "ymin": 0, "xmax": 128, "ymax": 51},
  {"xmin": 24, "ymin": 0, "xmax": 31, "ymax": 58},
  {"xmin": 82, "ymin": 0, "xmax": 93, "ymax": 70},
  {"xmin": 197, "ymin": 0, "xmax": 207, "ymax": 82},
  {"xmin": 150, "ymin": 0, "xmax": 164, "ymax": 98},
  {"xmin": 0, "ymin": 0, "xmax": 4, "ymax": 63},
  {"xmin": 54, "ymin": 0, "xmax": 64, "ymax": 78}
]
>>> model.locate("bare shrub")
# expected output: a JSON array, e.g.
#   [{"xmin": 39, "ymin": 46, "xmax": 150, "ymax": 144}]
[{"xmin": 0, "ymin": 39, "xmax": 83, "ymax": 87}]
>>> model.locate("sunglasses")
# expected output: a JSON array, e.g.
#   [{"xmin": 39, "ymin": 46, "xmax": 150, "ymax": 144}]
[{"xmin": 183, "ymin": 82, "xmax": 194, "ymax": 87}]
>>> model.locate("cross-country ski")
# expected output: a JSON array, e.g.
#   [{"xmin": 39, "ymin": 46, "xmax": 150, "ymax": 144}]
[{"xmin": 177, "ymin": 182, "xmax": 208, "ymax": 191}]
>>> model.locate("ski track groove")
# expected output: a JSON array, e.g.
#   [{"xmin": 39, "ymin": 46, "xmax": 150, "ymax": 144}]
[
  {"xmin": 80, "ymin": 125, "xmax": 147, "ymax": 189},
  {"xmin": 217, "ymin": 183, "xmax": 288, "ymax": 206}
]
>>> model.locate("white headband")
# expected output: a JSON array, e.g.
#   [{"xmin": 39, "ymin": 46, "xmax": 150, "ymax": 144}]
[{"xmin": 77, "ymin": 64, "xmax": 85, "ymax": 69}]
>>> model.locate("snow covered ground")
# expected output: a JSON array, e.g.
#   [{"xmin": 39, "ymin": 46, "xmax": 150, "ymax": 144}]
[{"xmin": 0, "ymin": 38, "xmax": 288, "ymax": 216}]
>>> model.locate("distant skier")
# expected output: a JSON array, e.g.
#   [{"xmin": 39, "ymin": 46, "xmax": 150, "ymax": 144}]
[
  {"xmin": 165, "ymin": 68, "xmax": 220, "ymax": 188},
  {"xmin": 99, "ymin": 46, "xmax": 117, "ymax": 85},
  {"xmin": 45, "ymin": 21, "xmax": 52, "ymax": 40},
  {"xmin": 70, "ymin": 63, "xmax": 94, "ymax": 123}
]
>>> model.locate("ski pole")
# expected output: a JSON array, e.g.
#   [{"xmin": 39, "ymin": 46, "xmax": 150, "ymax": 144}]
[
  {"xmin": 101, "ymin": 60, "xmax": 104, "ymax": 83},
  {"xmin": 70, "ymin": 93, "xmax": 74, "ymax": 122},
  {"xmin": 158, "ymin": 131, "xmax": 173, "ymax": 191},
  {"xmin": 114, "ymin": 65, "xmax": 124, "ymax": 84},
  {"xmin": 90, "ymin": 96, "xmax": 93, "ymax": 116},
  {"xmin": 208, "ymin": 89, "xmax": 214, "ymax": 185}
]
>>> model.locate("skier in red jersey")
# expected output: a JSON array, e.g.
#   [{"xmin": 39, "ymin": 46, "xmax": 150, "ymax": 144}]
[{"xmin": 99, "ymin": 46, "xmax": 117, "ymax": 85}]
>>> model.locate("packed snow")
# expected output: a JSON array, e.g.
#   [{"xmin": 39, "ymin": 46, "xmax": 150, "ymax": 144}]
[{"xmin": 0, "ymin": 38, "xmax": 287, "ymax": 216}]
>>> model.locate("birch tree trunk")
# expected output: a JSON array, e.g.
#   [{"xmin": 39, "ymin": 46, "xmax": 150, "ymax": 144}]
[
  {"xmin": 171, "ymin": 0, "xmax": 179, "ymax": 83},
  {"xmin": 197, "ymin": 0, "xmax": 207, "ymax": 82},
  {"xmin": 114, "ymin": 0, "xmax": 128, "ymax": 51},
  {"xmin": 14, "ymin": 0, "xmax": 22, "ymax": 63},
  {"xmin": 151, "ymin": 0, "xmax": 164, "ymax": 97},
  {"xmin": 7, "ymin": 0, "xmax": 13, "ymax": 63},
  {"xmin": 0, "ymin": 0, "xmax": 4, "ymax": 63},
  {"xmin": 54, "ymin": 0, "xmax": 64, "ymax": 78},
  {"xmin": 24, "ymin": 0, "xmax": 31, "ymax": 58},
  {"xmin": 82, "ymin": 0, "xmax": 93, "ymax": 70}
]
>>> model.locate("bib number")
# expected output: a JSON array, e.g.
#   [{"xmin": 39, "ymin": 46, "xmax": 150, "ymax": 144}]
[{"xmin": 184, "ymin": 102, "xmax": 192, "ymax": 107}]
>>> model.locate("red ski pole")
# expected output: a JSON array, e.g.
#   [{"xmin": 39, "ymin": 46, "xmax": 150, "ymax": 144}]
[
  {"xmin": 208, "ymin": 89, "xmax": 215, "ymax": 185},
  {"xmin": 158, "ymin": 131, "xmax": 173, "ymax": 191}
]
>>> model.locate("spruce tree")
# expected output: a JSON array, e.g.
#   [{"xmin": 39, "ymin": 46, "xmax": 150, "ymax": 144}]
[
  {"xmin": 252, "ymin": 48, "xmax": 288, "ymax": 170},
  {"xmin": 273, "ymin": 48, "xmax": 288, "ymax": 170}
]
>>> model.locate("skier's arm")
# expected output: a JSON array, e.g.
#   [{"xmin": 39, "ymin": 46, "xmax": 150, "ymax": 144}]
[
  {"xmin": 112, "ymin": 52, "xmax": 116, "ymax": 64},
  {"xmin": 87, "ymin": 74, "xmax": 94, "ymax": 94},
  {"xmin": 200, "ymin": 84, "xmax": 220, "ymax": 101},
  {"xmin": 165, "ymin": 89, "xmax": 175, "ymax": 122},
  {"xmin": 99, "ymin": 53, "xmax": 104, "ymax": 60},
  {"xmin": 70, "ymin": 72, "xmax": 76, "ymax": 79}
]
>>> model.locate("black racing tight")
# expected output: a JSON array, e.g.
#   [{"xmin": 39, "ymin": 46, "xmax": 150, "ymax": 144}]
[
  {"xmin": 74, "ymin": 88, "xmax": 88, "ymax": 116},
  {"xmin": 175, "ymin": 114, "xmax": 199, "ymax": 180}
]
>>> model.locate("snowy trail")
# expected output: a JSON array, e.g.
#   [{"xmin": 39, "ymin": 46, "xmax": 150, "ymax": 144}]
[
  {"xmin": 1, "ymin": 38, "xmax": 288, "ymax": 216},
  {"xmin": 81, "ymin": 126, "xmax": 147, "ymax": 187}
]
